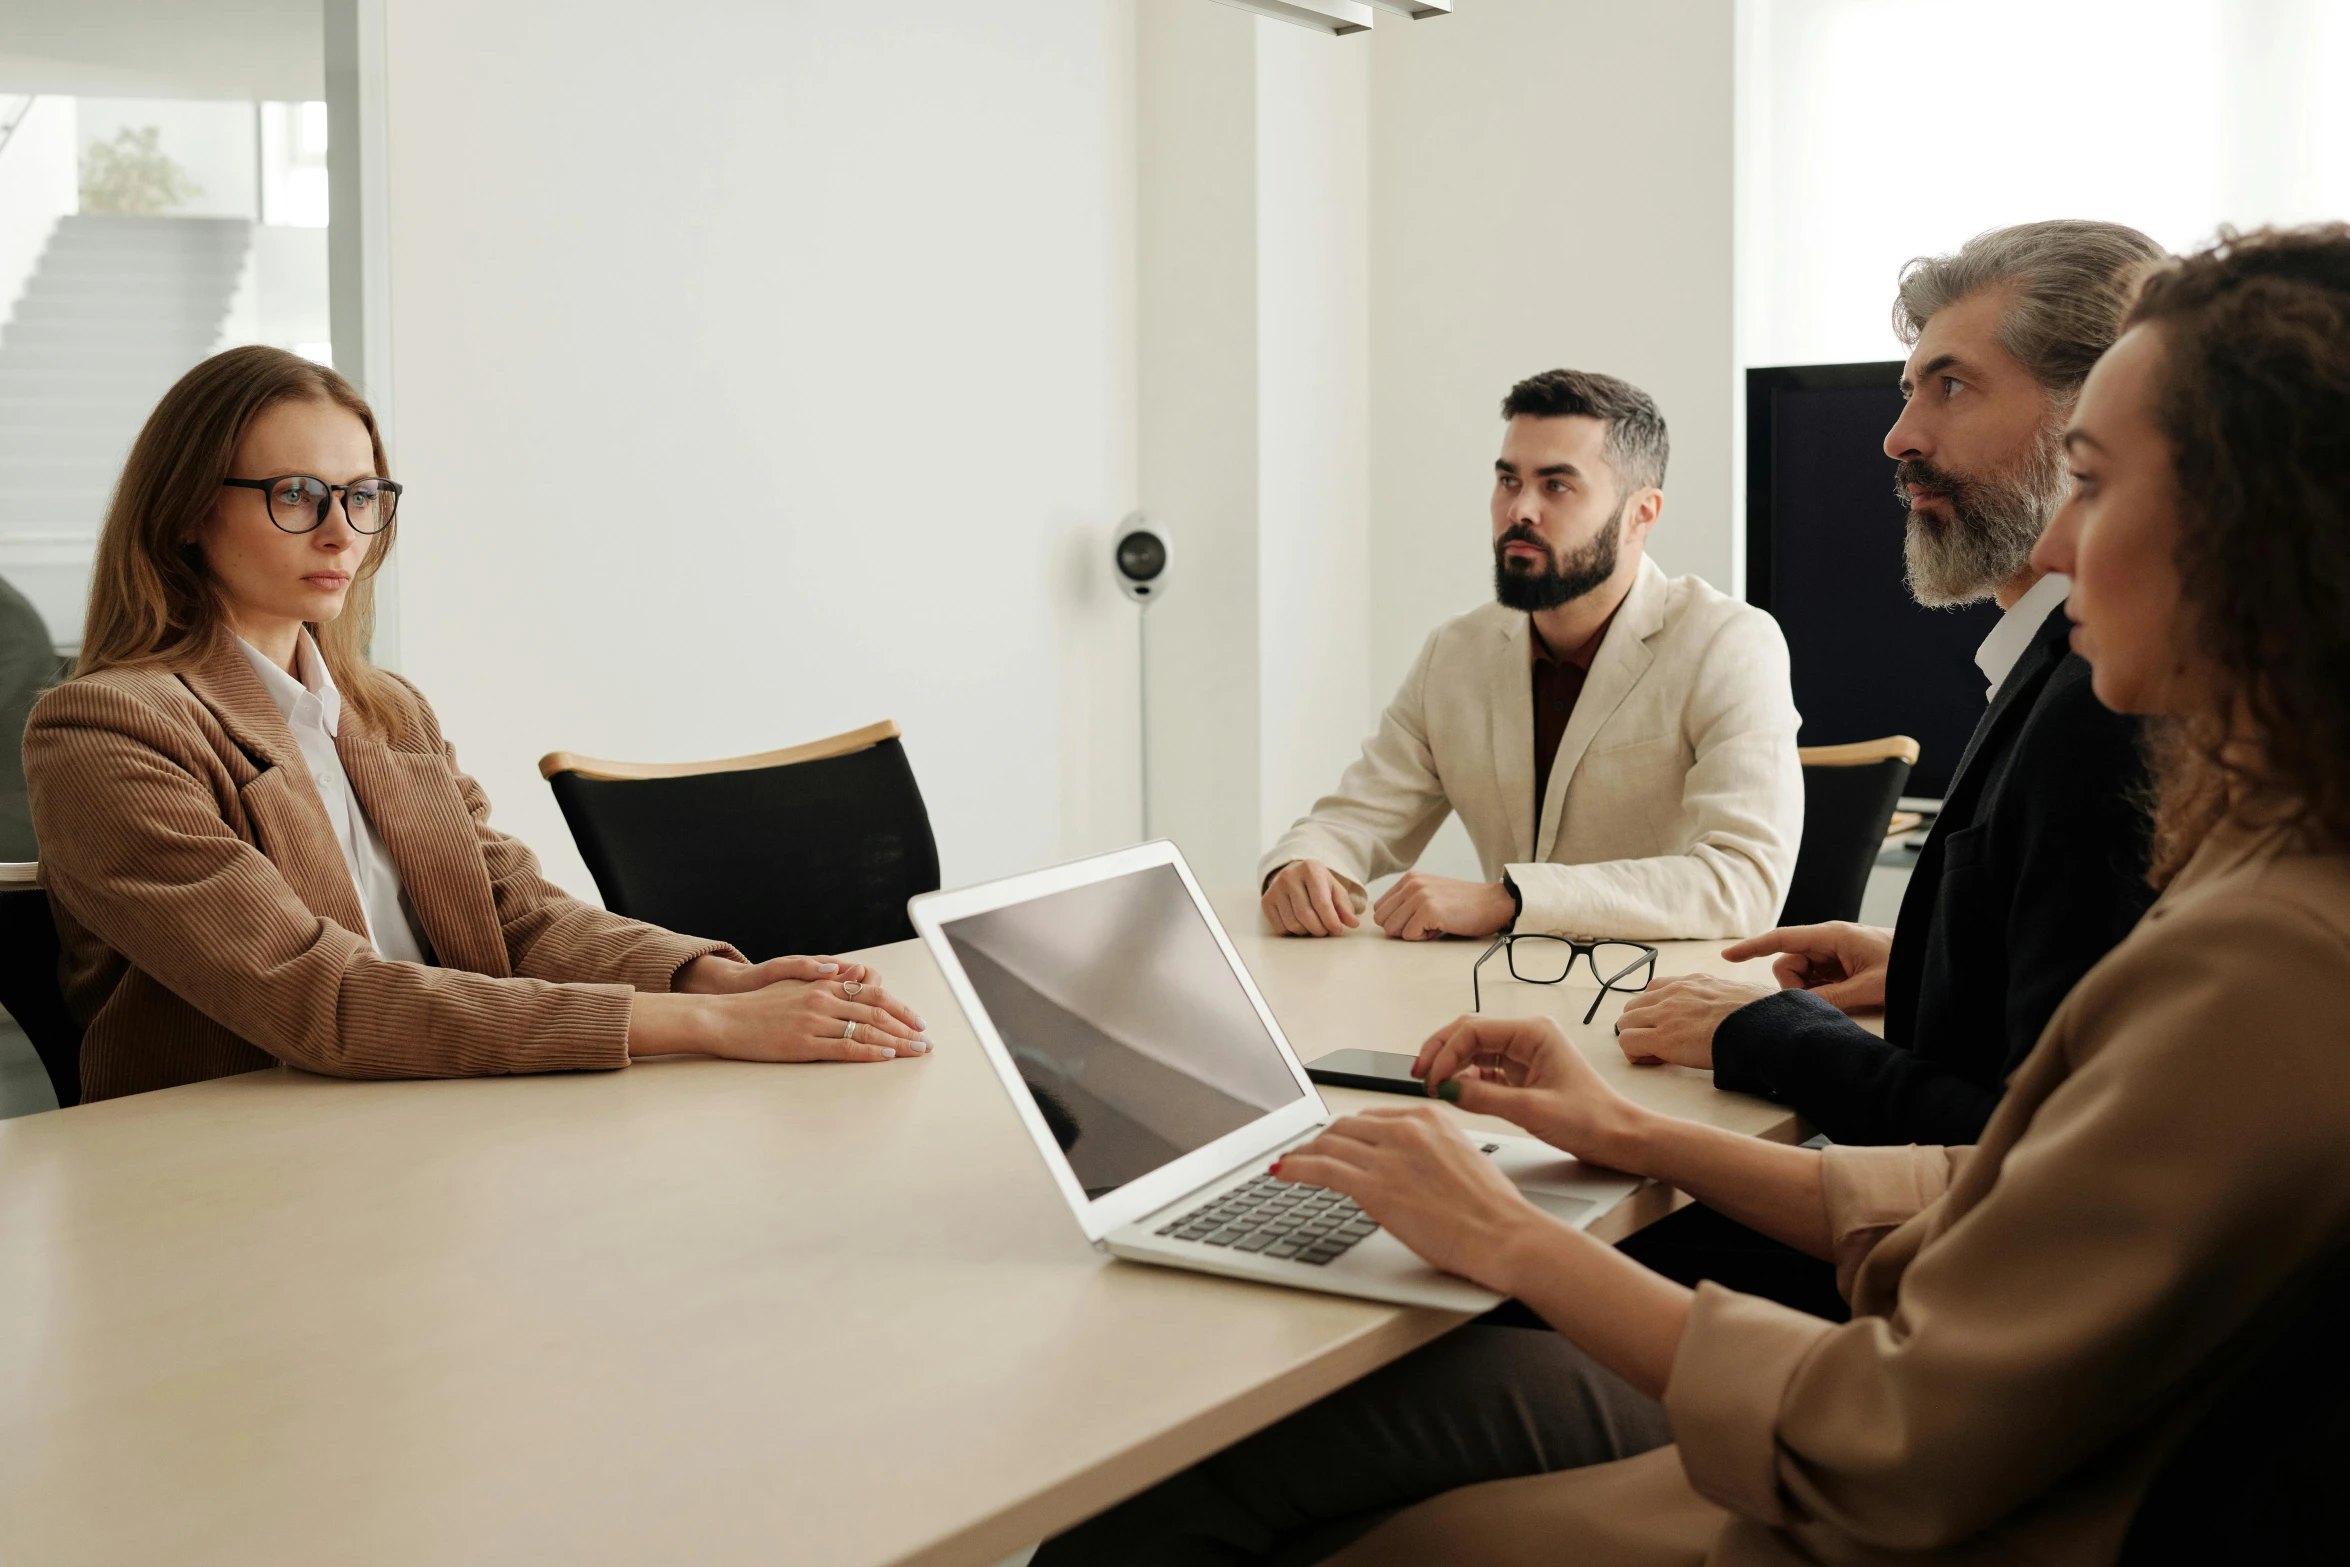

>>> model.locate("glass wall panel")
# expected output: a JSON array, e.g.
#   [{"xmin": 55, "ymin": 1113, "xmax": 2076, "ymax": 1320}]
[{"xmin": 0, "ymin": 2, "xmax": 337, "ymax": 1114}]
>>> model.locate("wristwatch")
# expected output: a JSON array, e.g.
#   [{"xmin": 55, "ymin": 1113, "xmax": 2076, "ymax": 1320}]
[{"xmin": 1500, "ymin": 870, "xmax": 1523, "ymax": 932}]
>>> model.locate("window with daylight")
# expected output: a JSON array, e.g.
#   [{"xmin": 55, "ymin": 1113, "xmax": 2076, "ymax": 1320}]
[{"xmin": 1740, "ymin": 0, "xmax": 2350, "ymax": 368}]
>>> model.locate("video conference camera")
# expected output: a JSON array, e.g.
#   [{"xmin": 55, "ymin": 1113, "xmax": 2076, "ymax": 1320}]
[{"xmin": 1113, "ymin": 516, "xmax": 1169, "ymax": 603}]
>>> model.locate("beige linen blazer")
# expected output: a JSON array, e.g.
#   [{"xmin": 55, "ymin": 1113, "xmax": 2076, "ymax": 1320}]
[
  {"xmin": 1334, "ymin": 817, "xmax": 2350, "ymax": 1566},
  {"xmin": 25, "ymin": 635, "xmax": 734, "ymax": 1103},
  {"xmin": 1260, "ymin": 557, "xmax": 1804, "ymax": 940}
]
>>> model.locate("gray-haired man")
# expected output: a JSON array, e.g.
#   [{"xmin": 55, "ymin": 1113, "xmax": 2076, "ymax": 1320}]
[{"xmin": 1622, "ymin": 219, "xmax": 2166, "ymax": 1155}]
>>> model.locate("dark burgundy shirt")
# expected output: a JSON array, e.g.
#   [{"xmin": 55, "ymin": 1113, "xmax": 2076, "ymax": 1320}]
[{"xmin": 1529, "ymin": 614, "xmax": 1614, "ymax": 837}]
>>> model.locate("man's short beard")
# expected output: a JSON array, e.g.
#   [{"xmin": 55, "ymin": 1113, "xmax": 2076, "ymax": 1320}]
[
  {"xmin": 1896, "ymin": 421, "xmax": 2066, "ymax": 607},
  {"xmin": 1494, "ymin": 500, "xmax": 1624, "ymax": 612}
]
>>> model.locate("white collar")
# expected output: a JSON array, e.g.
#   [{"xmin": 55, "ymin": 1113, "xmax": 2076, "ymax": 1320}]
[
  {"xmin": 1975, "ymin": 572, "xmax": 2071, "ymax": 703},
  {"xmin": 235, "ymin": 630, "xmax": 343, "ymax": 738}
]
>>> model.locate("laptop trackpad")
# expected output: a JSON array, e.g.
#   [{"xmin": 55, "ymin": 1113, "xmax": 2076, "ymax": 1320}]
[
  {"xmin": 1485, "ymin": 1136, "xmax": 1637, "ymax": 1230},
  {"xmin": 1523, "ymin": 1190, "xmax": 1593, "ymax": 1224}
]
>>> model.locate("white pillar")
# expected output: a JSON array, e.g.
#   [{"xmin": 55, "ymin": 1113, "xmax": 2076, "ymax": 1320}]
[{"xmin": 1138, "ymin": 5, "xmax": 1374, "ymax": 894}]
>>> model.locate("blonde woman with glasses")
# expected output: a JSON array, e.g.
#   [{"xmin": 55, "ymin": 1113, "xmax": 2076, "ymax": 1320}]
[{"xmin": 29, "ymin": 346, "xmax": 926, "ymax": 1103}]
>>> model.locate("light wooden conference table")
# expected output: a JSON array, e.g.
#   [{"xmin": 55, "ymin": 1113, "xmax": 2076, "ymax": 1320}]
[{"xmin": 0, "ymin": 892, "xmax": 1821, "ymax": 1567}]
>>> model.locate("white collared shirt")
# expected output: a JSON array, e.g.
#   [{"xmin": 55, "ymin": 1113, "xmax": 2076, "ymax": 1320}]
[
  {"xmin": 236, "ymin": 633, "xmax": 432, "ymax": 964},
  {"xmin": 1975, "ymin": 572, "xmax": 2072, "ymax": 703}
]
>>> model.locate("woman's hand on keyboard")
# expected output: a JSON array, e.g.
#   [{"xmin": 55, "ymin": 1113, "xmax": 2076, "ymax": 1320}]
[{"xmin": 1271, "ymin": 1106, "xmax": 1548, "ymax": 1291}]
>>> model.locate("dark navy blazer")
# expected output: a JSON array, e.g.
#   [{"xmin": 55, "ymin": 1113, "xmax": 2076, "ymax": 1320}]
[{"xmin": 1712, "ymin": 599, "xmax": 2155, "ymax": 1145}]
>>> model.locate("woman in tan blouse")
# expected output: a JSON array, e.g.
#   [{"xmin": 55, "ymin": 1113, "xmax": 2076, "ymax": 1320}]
[
  {"xmin": 29, "ymin": 346, "xmax": 930, "ymax": 1103},
  {"xmin": 1049, "ymin": 227, "xmax": 2350, "ymax": 1564}
]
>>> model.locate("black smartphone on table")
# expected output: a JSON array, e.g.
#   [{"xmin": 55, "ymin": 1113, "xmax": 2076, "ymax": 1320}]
[{"xmin": 1304, "ymin": 1048, "xmax": 1431, "ymax": 1097}]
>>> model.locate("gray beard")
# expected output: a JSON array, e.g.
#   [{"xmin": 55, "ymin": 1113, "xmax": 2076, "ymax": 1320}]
[{"xmin": 1898, "ymin": 422, "xmax": 2066, "ymax": 607}]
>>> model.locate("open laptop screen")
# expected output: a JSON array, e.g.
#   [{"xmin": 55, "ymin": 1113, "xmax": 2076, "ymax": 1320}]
[{"xmin": 940, "ymin": 864, "xmax": 1306, "ymax": 1199}]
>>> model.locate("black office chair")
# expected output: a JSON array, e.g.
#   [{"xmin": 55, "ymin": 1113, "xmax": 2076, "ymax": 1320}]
[
  {"xmin": 1778, "ymin": 736, "xmax": 1917, "ymax": 927},
  {"xmin": 0, "ymin": 882, "xmax": 81, "ymax": 1108},
  {"xmin": 541, "ymin": 720, "xmax": 941, "ymax": 962},
  {"xmin": 2118, "ymin": 1237, "xmax": 2350, "ymax": 1563}
]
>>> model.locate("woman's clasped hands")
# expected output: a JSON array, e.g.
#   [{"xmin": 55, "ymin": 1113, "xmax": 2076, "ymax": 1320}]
[{"xmin": 634, "ymin": 953, "xmax": 932, "ymax": 1064}]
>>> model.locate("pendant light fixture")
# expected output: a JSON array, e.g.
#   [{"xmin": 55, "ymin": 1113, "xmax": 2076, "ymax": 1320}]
[
  {"xmin": 1205, "ymin": 0, "xmax": 1458, "ymax": 35},
  {"xmin": 1203, "ymin": 0, "xmax": 1374, "ymax": 32}
]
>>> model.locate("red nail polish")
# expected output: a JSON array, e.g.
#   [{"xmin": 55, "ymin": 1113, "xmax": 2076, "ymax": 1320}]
[{"xmin": 1270, "ymin": 1158, "xmax": 1285, "ymax": 1176}]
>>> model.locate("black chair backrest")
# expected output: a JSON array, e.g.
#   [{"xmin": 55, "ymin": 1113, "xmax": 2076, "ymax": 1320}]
[
  {"xmin": 2119, "ymin": 1237, "xmax": 2350, "ymax": 1563},
  {"xmin": 1779, "ymin": 738, "xmax": 1916, "ymax": 927},
  {"xmin": 543, "ymin": 722, "xmax": 941, "ymax": 963},
  {"xmin": 0, "ymin": 883, "xmax": 80, "ymax": 1108}
]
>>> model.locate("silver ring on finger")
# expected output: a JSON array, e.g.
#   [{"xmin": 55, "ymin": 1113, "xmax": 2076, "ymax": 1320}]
[
  {"xmin": 843, "ymin": 1020, "xmax": 858, "ymax": 1042},
  {"xmin": 841, "ymin": 980, "xmax": 863, "ymax": 999}
]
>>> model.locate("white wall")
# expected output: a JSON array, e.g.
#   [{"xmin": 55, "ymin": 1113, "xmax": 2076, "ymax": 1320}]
[
  {"xmin": 1137, "ymin": 1, "xmax": 1262, "ymax": 890},
  {"xmin": 1365, "ymin": 0, "xmax": 1739, "ymax": 671},
  {"xmin": 370, "ymin": 0, "xmax": 1744, "ymax": 906},
  {"xmin": 1136, "ymin": 3, "xmax": 1740, "ymax": 889},
  {"xmin": 1357, "ymin": 0, "xmax": 1738, "ymax": 877},
  {"xmin": 379, "ymin": 0, "xmax": 1141, "ymax": 901},
  {"xmin": 1254, "ymin": 22, "xmax": 1371, "ymax": 855},
  {"xmin": 1136, "ymin": 6, "xmax": 1375, "ymax": 891},
  {"xmin": 1743, "ymin": 0, "xmax": 2350, "ymax": 369}
]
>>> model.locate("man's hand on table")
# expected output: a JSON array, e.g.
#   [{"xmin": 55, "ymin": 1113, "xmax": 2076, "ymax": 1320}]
[
  {"xmin": 1371, "ymin": 873, "xmax": 1515, "ymax": 941},
  {"xmin": 1610, "ymin": 921, "xmax": 1896, "ymax": 1070},
  {"xmin": 1262, "ymin": 860, "xmax": 1362, "ymax": 936},
  {"xmin": 1614, "ymin": 974, "xmax": 1773, "ymax": 1069},
  {"xmin": 1723, "ymin": 921, "xmax": 1894, "ymax": 1011}
]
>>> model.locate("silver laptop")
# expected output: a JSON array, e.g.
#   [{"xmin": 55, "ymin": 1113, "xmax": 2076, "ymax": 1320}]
[{"xmin": 910, "ymin": 841, "xmax": 1643, "ymax": 1311}]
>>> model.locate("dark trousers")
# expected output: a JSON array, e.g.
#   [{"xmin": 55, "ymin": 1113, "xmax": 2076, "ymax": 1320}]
[
  {"xmin": 1030, "ymin": 1324, "xmax": 1671, "ymax": 1567},
  {"xmin": 1616, "ymin": 1202, "xmax": 1851, "ymax": 1323}
]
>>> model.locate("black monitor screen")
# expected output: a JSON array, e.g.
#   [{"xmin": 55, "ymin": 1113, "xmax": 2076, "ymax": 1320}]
[{"xmin": 1748, "ymin": 363, "xmax": 2001, "ymax": 799}]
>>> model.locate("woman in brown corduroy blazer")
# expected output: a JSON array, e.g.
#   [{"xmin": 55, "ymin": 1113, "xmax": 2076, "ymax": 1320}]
[
  {"xmin": 28, "ymin": 347, "xmax": 931, "ymax": 1104},
  {"xmin": 1043, "ymin": 229, "xmax": 2350, "ymax": 1565}
]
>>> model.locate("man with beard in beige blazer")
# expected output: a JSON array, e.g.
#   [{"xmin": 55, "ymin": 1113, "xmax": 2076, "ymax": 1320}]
[{"xmin": 1261, "ymin": 369, "xmax": 1803, "ymax": 944}]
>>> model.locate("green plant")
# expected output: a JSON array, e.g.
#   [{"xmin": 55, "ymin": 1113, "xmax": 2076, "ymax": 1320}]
[{"xmin": 79, "ymin": 126, "xmax": 203, "ymax": 215}]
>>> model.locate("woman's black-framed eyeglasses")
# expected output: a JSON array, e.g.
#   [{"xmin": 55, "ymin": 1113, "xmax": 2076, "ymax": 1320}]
[
  {"xmin": 222, "ymin": 475, "xmax": 402, "ymax": 535},
  {"xmin": 1473, "ymin": 933, "xmax": 1660, "ymax": 1024}
]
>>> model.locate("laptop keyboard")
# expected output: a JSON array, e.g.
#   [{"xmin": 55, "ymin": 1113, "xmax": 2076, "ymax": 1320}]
[
  {"xmin": 1154, "ymin": 1174, "xmax": 1375, "ymax": 1265},
  {"xmin": 1151, "ymin": 1147, "xmax": 1500, "ymax": 1267}
]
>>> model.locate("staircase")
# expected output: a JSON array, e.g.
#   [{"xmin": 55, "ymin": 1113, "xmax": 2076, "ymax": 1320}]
[{"xmin": 0, "ymin": 214, "xmax": 252, "ymax": 648}]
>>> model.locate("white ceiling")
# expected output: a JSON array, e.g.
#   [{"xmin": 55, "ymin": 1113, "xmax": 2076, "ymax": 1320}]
[{"xmin": 0, "ymin": 0, "xmax": 322, "ymax": 100}]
